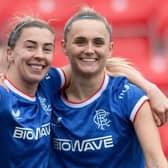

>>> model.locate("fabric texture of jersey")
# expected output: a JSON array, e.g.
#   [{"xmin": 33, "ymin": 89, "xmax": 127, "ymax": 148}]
[
  {"xmin": 0, "ymin": 67, "xmax": 64, "ymax": 168},
  {"xmin": 49, "ymin": 75, "xmax": 148, "ymax": 168}
]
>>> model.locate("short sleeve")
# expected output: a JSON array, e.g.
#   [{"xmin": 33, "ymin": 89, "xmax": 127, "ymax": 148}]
[
  {"xmin": 39, "ymin": 67, "xmax": 65, "ymax": 99},
  {"xmin": 119, "ymin": 82, "xmax": 149, "ymax": 122}
]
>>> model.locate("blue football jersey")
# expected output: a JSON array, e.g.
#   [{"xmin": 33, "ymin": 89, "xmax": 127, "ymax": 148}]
[
  {"xmin": 0, "ymin": 67, "xmax": 65, "ymax": 168},
  {"xmin": 49, "ymin": 75, "xmax": 148, "ymax": 168}
]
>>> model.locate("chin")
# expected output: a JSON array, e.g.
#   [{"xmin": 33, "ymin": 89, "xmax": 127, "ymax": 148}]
[{"xmin": 27, "ymin": 75, "xmax": 45, "ymax": 84}]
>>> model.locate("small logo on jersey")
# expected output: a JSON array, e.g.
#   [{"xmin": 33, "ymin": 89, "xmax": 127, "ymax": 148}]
[
  {"xmin": 38, "ymin": 96, "xmax": 52, "ymax": 115},
  {"xmin": 45, "ymin": 73, "xmax": 51, "ymax": 80},
  {"xmin": 56, "ymin": 117, "xmax": 62, "ymax": 123},
  {"xmin": 12, "ymin": 109, "xmax": 22, "ymax": 119},
  {"xmin": 93, "ymin": 109, "xmax": 111, "ymax": 130},
  {"xmin": 118, "ymin": 84, "xmax": 130, "ymax": 99},
  {"xmin": 51, "ymin": 117, "xmax": 62, "ymax": 127}
]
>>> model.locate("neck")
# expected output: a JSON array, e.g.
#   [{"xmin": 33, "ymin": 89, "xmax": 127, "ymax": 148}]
[
  {"xmin": 7, "ymin": 72, "xmax": 38, "ymax": 97},
  {"xmin": 64, "ymin": 71, "xmax": 105, "ymax": 102}
]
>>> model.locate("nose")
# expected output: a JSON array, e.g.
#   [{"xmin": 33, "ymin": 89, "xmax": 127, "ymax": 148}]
[
  {"xmin": 34, "ymin": 47, "xmax": 44, "ymax": 59},
  {"xmin": 84, "ymin": 42, "xmax": 95, "ymax": 54}
]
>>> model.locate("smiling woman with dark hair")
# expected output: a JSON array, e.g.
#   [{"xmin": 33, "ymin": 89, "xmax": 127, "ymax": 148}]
[{"xmin": 0, "ymin": 16, "xmax": 64, "ymax": 168}]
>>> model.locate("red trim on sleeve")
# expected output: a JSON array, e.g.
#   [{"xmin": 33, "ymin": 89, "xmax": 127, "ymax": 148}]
[{"xmin": 133, "ymin": 99, "xmax": 149, "ymax": 123}]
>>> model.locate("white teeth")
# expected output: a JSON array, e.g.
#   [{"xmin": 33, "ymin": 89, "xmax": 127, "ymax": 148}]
[
  {"xmin": 82, "ymin": 58, "xmax": 96, "ymax": 62},
  {"xmin": 31, "ymin": 65, "xmax": 43, "ymax": 70}
]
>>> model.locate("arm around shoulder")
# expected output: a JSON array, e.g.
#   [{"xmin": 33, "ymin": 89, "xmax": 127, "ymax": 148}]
[{"xmin": 106, "ymin": 57, "xmax": 168, "ymax": 126}]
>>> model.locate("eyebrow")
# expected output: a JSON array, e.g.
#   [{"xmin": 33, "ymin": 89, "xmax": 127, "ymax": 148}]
[
  {"xmin": 25, "ymin": 40, "xmax": 54, "ymax": 46},
  {"xmin": 94, "ymin": 37, "xmax": 105, "ymax": 41},
  {"xmin": 74, "ymin": 36, "xmax": 86, "ymax": 40}
]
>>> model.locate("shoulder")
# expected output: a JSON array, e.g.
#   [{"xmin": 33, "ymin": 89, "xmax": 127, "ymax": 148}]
[
  {"xmin": 108, "ymin": 76, "xmax": 148, "ymax": 121},
  {"xmin": 40, "ymin": 67, "xmax": 65, "ymax": 89},
  {"xmin": 109, "ymin": 75, "xmax": 145, "ymax": 95},
  {"xmin": 45, "ymin": 67, "xmax": 65, "ymax": 82},
  {"xmin": 108, "ymin": 75, "xmax": 129, "ymax": 91},
  {"xmin": 0, "ymin": 86, "xmax": 11, "ymax": 112},
  {"xmin": 0, "ymin": 85, "xmax": 10, "ymax": 98},
  {"xmin": 108, "ymin": 75, "xmax": 147, "ymax": 109}
]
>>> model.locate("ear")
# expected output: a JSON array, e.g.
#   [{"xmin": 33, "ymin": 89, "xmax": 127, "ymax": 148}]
[
  {"xmin": 107, "ymin": 41, "xmax": 114, "ymax": 58},
  {"xmin": 7, "ymin": 47, "xmax": 15, "ymax": 63},
  {"xmin": 61, "ymin": 40, "xmax": 68, "ymax": 55},
  {"xmin": 109, "ymin": 41, "xmax": 114, "ymax": 52}
]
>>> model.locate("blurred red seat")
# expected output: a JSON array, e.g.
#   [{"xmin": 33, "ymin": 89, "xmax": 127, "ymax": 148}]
[
  {"xmin": 87, "ymin": 0, "xmax": 157, "ymax": 25},
  {"xmin": 155, "ymin": 0, "xmax": 168, "ymax": 38},
  {"xmin": 113, "ymin": 37, "xmax": 150, "ymax": 70},
  {"xmin": 52, "ymin": 37, "xmax": 68, "ymax": 67}
]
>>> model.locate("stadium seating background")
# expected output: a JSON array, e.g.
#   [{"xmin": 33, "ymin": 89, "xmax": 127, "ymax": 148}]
[
  {"xmin": 0, "ymin": 0, "xmax": 168, "ymax": 95},
  {"xmin": 0, "ymin": 0, "xmax": 168, "ymax": 160}
]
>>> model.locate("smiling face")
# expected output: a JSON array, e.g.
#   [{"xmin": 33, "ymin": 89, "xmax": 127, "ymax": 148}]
[
  {"xmin": 7, "ymin": 27, "xmax": 55, "ymax": 85},
  {"xmin": 62, "ymin": 19, "xmax": 112, "ymax": 77}
]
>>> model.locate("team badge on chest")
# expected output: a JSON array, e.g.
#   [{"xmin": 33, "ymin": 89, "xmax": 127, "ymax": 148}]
[{"xmin": 93, "ymin": 109, "xmax": 111, "ymax": 130}]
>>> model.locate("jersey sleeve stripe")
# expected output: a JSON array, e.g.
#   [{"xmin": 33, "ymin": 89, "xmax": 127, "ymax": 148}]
[
  {"xmin": 56, "ymin": 68, "xmax": 66, "ymax": 88},
  {"xmin": 130, "ymin": 95, "xmax": 149, "ymax": 122}
]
